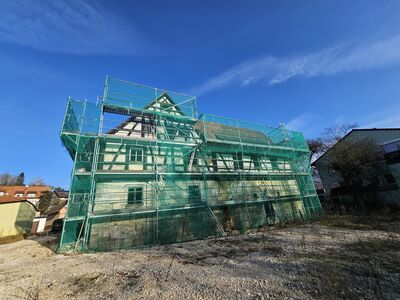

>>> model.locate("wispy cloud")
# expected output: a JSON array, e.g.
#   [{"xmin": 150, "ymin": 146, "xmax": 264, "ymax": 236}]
[
  {"xmin": 0, "ymin": 0, "xmax": 149, "ymax": 55},
  {"xmin": 285, "ymin": 114, "xmax": 313, "ymax": 132},
  {"xmin": 362, "ymin": 116, "xmax": 400, "ymax": 128},
  {"xmin": 192, "ymin": 34, "xmax": 400, "ymax": 95},
  {"xmin": 285, "ymin": 105, "xmax": 400, "ymax": 139},
  {"xmin": 360, "ymin": 105, "xmax": 400, "ymax": 128}
]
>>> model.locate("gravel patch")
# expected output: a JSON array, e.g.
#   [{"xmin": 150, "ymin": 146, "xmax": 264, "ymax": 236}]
[{"xmin": 0, "ymin": 217, "xmax": 399, "ymax": 299}]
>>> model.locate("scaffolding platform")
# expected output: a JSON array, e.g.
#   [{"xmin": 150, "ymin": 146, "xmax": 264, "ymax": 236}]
[{"xmin": 59, "ymin": 76, "xmax": 322, "ymax": 252}]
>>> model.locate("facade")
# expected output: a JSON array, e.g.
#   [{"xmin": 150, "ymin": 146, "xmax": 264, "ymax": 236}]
[
  {"xmin": 0, "ymin": 185, "xmax": 50, "ymax": 240},
  {"xmin": 43, "ymin": 202, "xmax": 68, "ymax": 231},
  {"xmin": 313, "ymin": 128, "xmax": 400, "ymax": 208},
  {"xmin": 0, "ymin": 185, "xmax": 50, "ymax": 236},
  {"xmin": 0, "ymin": 198, "xmax": 37, "ymax": 243},
  {"xmin": 59, "ymin": 77, "xmax": 322, "ymax": 252},
  {"xmin": 0, "ymin": 186, "xmax": 68, "ymax": 238},
  {"xmin": 32, "ymin": 204, "xmax": 67, "ymax": 233}
]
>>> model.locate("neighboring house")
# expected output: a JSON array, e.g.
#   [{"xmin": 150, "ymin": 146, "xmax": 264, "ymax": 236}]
[
  {"xmin": 313, "ymin": 128, "xmax": 400, "ymax": 208},
  {"xmin": 0, "ymin": 185, "xmax": 51, "ymax": 208},
  {"xmin": 0, "ymin": 186, "xmax": 69, "ymax": 237},
  {"xmin": 0, "ymin": 185, "xmax": 50, "ymax": 239},
  {"xmin": 381, "ymin": 139, "xmax": 400, "ymax": 188},
  {"xmin": 44, "ymin": 202, "xmax": 68, "ymax": 231},
  {"xmin": 32, "ymin": 189, "xmax": 69, "ymax": 234},
  {"xmin": 58, "ymin": 77, "xmax": 322, "ymax": 252},
  {"xmin": 53, "ymin": 188, "xmax": 69, "ymax": 202},
  {"xmin": 0, "ymin": 197, "xmax": 38, "ymax": 244}
]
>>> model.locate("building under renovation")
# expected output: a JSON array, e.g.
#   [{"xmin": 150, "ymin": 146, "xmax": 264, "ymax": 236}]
[{"xmin": 59, "ymin": 77, "xmax": 322, "ymax": 252}]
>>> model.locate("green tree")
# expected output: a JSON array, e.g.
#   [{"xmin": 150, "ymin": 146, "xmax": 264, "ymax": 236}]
[
  {"xmin": 312, "ymin": 123, "xmax": 384, "ymax": 213},
  {"xmin": 308, "ymin": 123, "xmax": 357, "ymax": 163},
  {"xmin": 320, "ymin": 137, "xmax": 382, "ymax": 213},
  {"xmin": 38, "ymin": 191, "xmax": 53, "ymax": 212},
  {"xmin": 29, "ymin": 177, "xmax": 46, "ymax": 186},
  {"xmin": 321, "ymin": 123, "xmax": 357, "ymax": 147},
  {"xmin": 15, "ymin": 172, "xmax": 25, "ymax": 186}
]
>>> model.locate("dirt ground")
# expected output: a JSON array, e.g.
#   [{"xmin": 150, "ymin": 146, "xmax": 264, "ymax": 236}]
[{"xmin": 0, "ymin": 215, "xmax": 399, "ymax": 300}]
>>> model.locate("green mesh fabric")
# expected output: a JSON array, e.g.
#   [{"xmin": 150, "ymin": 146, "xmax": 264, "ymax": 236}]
[{"xmin": 59, "ymin": 77, "xmax": 323, "ymax": 253}]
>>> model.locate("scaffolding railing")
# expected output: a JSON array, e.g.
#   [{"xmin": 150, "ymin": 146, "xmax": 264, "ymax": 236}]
[{"xmin": 59, "ymin": 76, "xmax": 323, "ymax": 253}]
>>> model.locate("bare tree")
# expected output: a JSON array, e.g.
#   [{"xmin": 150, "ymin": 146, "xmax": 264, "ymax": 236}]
[
  {"xmin": 307, "ymin": 138, "xmax": 324, "ymax": 162},
  {"xmin": 0, "ymin": 173, "xmax": 16, "ymax": 185},
  {"xmin": 29, "ymin": 177, "xmax": 46, "ymax": 186},
  {"xmin": 308, "ymin": 123, "xmax": 357, "ymax": 162},
  {"xmin": 321, "ymin": 123, "xmax": 357, "ymax": 147},
  {"xmin": 0, "ymin": 172, "xmax": 27, "ymax": 186}
]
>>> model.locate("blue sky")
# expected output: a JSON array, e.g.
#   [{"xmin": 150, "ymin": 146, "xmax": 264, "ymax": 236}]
[{"xmin": 1, "ymin": 0, "xmax": 400, "ymax": 188}]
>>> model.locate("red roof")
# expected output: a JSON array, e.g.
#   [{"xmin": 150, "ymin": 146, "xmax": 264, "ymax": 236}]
[{"xmin": 0, "ymin": 185, "xmax": 51, "ymax": 203}]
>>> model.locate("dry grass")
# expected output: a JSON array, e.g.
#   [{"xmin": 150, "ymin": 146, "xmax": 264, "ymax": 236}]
[
  {"xmin": 319, "ymin": 213, "xmax": 400, "ymax": 232},
  {"xmin": 0, "ymin": 234, "xmax": 24, "ymax": 245}
]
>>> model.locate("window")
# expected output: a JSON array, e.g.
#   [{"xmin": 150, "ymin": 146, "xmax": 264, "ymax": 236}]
[
  {"xmin": 384, "ymin": 174, "xmax": 396, "ymax": 184},
  {"xmin": 233, "ymin": 153, "xmax": 243, "ymax": 170},
  {"xmin": 270, "ymin": 158, "xmax": 279, "ymax": 171},
  {"xmin": 79, "ymin": 153, "xmax": 91, "ymax": 162},
  {"xmin": 127, "ymin": 187, "xmax": 143, "ymax": 204},
  {"xmin": 188, "ymin": 185, "xmax": 201, "ymax": 203},
  {"xmin": 382, "ymin": 141, "xmax": 400, "ymax": 154},
  {"xmin": 252, "ymin": 155, "xmax": 261, "ymax": 170},
  {"xmin": 27, "ymin": 192, "xmax": 37, "ymax": 198},
  {"xmin": 0, "ymin": 191, "xmax": 5, "ymax": 196},
  {"xmin": 15, "ymin": 192, "xmax": 24, "ymax": 197},
  {"xmin": 129, "ymin": 147, "xmax": 143, "ymax": 162}
]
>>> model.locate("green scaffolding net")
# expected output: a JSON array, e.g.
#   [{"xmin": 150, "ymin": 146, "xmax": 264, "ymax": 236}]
[{"xmin": 59, "ymin": 77, "xmax": 323, "ymax": 252}]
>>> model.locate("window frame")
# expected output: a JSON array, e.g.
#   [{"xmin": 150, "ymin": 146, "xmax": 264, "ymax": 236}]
[
  {"xmin": 188, "ymin": 185, "xmax": 201, "ymax": 203},
  {"xmin": 128, "ymin": 147, "xmax": 143, "ymax": 163},
  {"xmin": 79, "ymin": 153, "xmax": 91, "ymax": 163},
  {"xmin": 127, "ymin": 186, "xmax": 143, "ymax": 204}
]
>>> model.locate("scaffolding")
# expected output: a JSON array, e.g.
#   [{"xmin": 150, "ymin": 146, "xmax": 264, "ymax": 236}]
[{"xmin": 59, "ymin": 76, "xmax": 322, "ymax": 252}]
